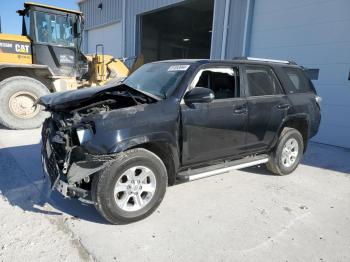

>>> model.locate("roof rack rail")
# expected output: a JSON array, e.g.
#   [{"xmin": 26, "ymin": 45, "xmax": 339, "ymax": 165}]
[{"xmin": 234, "ymin": 57, "xmax": 297, "ymax": 65}]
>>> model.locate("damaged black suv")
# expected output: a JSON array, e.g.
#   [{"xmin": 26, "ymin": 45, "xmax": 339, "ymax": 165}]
[{"xmin": 40, "ymin": 58, "xmax": 321, "ymax": 224}]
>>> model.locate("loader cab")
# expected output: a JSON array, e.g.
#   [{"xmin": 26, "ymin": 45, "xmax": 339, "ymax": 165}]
[{"xmin": 18, "ymin": 2, "xmax": 88, "ymax": 79}]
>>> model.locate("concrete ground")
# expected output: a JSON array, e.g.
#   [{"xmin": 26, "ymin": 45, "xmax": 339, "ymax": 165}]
[{"xmin": 0, "ymin": 128, "xmax": 349, "ymax": 262}]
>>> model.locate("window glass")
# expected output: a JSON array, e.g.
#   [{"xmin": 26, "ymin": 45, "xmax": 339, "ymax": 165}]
[
  {"xmin": 305, "ymin": 68, "xmax": 319, "ymax": 80},
  {"xmin": 35, "ymin": 12, "xmax": 75, "ymax": 47},
  {"xmin": 123, "ymin": 62, "xmax": 188, "ymax": 99},
  {"xmin": 282, "ymin": 67, "xmax": 315, "ymax": 94},
  {"xmin": 244, "ymin": 66, "xmax": 282, "ymax": 96},
  {"xmin": 24, "ymin": 12, "xmax": 30, "ymax": 35},
  {"xmin": 195, "ymin": 68, "xmax": 237, "ymax": 99}
]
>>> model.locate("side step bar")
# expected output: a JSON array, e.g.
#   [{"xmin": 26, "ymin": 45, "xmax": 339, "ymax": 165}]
[{"xmin": 178, "ymin": 155, "xmax": 269, "ymax": 181}]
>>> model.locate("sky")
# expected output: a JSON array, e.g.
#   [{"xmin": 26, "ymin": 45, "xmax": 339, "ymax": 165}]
[{"xmin": 0, "ymin": 0, "xmax": 79, "ymax": 35}]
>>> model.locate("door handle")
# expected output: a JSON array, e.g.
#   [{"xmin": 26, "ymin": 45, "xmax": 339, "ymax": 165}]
[
  {"xmin": 233, "ymin": 107, "xmax": 248, "ymax": 114},
  {"xmin": 277, "ymin": 103, "xmax": 291, "ymax": 110}
]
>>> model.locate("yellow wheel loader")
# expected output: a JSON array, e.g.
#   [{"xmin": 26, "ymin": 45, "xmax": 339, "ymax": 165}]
[{"xmin": 0, "ymin": 2, "xmax": 142, "ymax": 129}]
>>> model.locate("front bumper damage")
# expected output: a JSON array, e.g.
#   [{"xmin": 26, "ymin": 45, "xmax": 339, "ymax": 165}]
[
  {"xmin": 41, "ymin": 119, "xmax": 114, "ymax": 203},
  {"xmin": 41, "ymin": 138, "xmax": 91, "ymax": 201}
]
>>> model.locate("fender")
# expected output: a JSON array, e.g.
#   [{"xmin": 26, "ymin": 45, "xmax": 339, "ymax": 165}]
[
  {"xmin": 109, "ymin": 131, "xmax": 179, "ymax": 160},
  {"xmin": 107, "ymin": 132, "xmax": 180, "ymax": 185}
]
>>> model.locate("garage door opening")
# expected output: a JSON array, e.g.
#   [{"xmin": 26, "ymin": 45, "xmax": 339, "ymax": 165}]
[{"xmin": 139, "ymin": 0, "xmax": 214, "ymax": 63}]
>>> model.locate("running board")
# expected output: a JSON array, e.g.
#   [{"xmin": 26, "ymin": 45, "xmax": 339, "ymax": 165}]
[{"xmin": 178, "ymin": 155, "xmax": 269, "ymax": 181}]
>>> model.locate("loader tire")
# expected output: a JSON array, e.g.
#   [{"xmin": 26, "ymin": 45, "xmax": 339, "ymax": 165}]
[{"xmin": 0, "ymin": 76, "xmax": 50, "ymax": 130}]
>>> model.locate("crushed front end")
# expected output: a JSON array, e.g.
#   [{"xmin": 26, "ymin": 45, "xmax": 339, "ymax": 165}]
[
  {"xmin": 39, "ymin": 84, "xmax": 157, "ymax": 202},
  {"xmin": 41, "ymin": 115, "xmax": 110, "ymax": 202}
]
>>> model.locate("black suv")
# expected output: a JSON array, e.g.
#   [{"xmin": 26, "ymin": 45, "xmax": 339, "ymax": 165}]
[{"xmin": 40, "ymin": 58, "xmax": 321, "ymax": 224}]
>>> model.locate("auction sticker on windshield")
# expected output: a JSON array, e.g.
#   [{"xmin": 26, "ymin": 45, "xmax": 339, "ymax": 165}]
[{"xmin": 168, "ymin": 65, "xmax": 190, "ymax": 71}]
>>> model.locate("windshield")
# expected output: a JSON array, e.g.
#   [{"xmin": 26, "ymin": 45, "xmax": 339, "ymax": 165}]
[
  {"xmin": 123, "ymin": 63, "xmax": 189, "ymax": 99},
  {"xmin": 34, "ymin": 11, "xmax": 75, "ymax": 47}
]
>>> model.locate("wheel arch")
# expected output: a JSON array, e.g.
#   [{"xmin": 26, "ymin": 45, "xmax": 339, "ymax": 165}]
[
  {"xmin": 107, "ymin": 133, "xmax": 180, "ymax": 186},
  {"xmin": 132, "ymin": 141, "xmax": 179, "ymax": 186},
  {"xmin": 276, "ymin": 114, "xmax": 310, "ymax": 152}
]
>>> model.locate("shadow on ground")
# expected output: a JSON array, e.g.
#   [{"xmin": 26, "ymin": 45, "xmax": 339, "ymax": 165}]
[
  {"xmin": 0, "ymin": 137, "xmax": 349, "ymax": 224},
  {"xmin": 302, "ymin": 142, "xmax": 350, "ymax": 174},
  {"xmin": 0, "ymin": 142, "xmax": 108, "ymax": 224},
  {"xmin": 243, "ymin": 142, "xmax": 350, "ymax": 175}
]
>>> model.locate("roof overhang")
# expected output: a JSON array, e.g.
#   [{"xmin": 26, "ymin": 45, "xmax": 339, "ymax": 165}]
[{"xmin": 24, "ymin": 2, "xmax": 82, "ymax": 15}]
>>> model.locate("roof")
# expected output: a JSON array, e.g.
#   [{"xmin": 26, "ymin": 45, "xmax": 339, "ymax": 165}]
[{"xmin": 24, "ymin": 2, "xmax": 82, "ymax": 15}]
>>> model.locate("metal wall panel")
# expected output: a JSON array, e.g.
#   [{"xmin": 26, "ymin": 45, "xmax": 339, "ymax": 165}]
[
  {"xmin": 87, "ymin": 22, "xmax": 123, "ymax": 57},
  {"xmin": 249, "ymin": 0, "xmax": 350, "ymax": 148},
  {"xmin": 210, "ymin": 0, "xmax": 250, "ymax": 59},
  {"xmin": 210, "ymin": 0, "xmax": 226, "ymax": 59},
  {"xmin": 224, "ymin": 0, "xmax": 249, "ymax": 59},
  {"xmin": 79, "ymin": 0, "xmax": 123, "ymax": 30}
]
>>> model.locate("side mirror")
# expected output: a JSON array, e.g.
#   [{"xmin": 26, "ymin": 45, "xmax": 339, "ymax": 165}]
[{"xmin": 184, "ymin": 87, "xmax": 215, "ymax": 105}]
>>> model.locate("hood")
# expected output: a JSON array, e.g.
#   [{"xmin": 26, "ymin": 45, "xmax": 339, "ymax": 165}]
[{"xmin": 37, "ymin": 84, "xmax": 158, "ymax": 112}]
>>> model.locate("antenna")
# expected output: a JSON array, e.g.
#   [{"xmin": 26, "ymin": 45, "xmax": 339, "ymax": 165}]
[{"xmin": 0, "ymin": 16, "xmax": 2, "ymax": 33}]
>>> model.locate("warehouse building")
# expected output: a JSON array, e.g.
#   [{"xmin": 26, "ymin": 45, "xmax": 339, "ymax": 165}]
[{"xmin": 78, "ymin": 0, "xmax": 350, "ymax": 148}]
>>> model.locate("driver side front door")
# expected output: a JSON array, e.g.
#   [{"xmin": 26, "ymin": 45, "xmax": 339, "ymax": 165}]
[{"xmin": 181, "ymin": 66, "xmax": 248, "ymax": 166}]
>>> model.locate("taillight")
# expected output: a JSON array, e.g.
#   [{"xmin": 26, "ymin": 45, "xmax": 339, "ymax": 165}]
[
  {"xmin": 315, "ymin": 95, "xmax": 322, "ymax": 104},
  {"xmin": 315, "ymin": 95, "xmax": 322, "ymax": 109}
]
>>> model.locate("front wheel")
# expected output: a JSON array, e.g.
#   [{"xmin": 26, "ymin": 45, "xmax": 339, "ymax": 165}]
[
  {"xmin": 266, "ymin": 128, "xmax": 304, "ymax": 176},
  {"xmin": 92, "ymin": 148, "xmax": 168, "ymax": 224}
]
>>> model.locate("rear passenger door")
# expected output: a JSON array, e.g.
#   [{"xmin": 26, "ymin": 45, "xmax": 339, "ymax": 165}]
[{"xmin": 242, "ymin": 65, "xmax": 289, "ymax": 151}]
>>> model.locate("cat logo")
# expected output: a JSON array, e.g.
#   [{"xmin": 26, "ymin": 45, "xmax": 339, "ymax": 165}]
[{"xmin": 15, "ymin": 44, "xmax": 30, "ymax": 53}]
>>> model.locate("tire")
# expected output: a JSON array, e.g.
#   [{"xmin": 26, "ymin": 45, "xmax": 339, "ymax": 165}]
[
  {"xmin": 0, "ymin": 76, "xmax": 50, "ymax": 129},
  {"xmin": 266, "ymin": 128, "xmax": 304, "ymax": 176},
  {"xmin": 92, "ymin": 148, "xmax": 168, "ymax": 224}
]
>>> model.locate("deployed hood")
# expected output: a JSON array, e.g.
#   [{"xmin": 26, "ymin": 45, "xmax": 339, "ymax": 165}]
[{"xmin": 37, "ymin": 84, "xmax": 159, "ymax": 112}]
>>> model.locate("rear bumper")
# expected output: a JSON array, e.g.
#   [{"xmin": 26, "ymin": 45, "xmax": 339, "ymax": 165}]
[{"xmin": 309, "ymin": 110, "xmax": 321, "ymax": 139}]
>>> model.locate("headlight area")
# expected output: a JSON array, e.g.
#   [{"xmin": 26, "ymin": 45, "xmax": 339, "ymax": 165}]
[
  {"xmin": 75, "ymin": 126, "xmax": 94, "ymax": 145},
  {"xmin": 42, "ymin": 118, "xmax": 115, "ymax": 202}
]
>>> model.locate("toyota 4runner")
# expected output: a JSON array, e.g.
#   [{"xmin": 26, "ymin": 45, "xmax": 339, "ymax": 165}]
[{"xmin": 40, "ymin": 57, "xmax": 321, "ymax": 224}]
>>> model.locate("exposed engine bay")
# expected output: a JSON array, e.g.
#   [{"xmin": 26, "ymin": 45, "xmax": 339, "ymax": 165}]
[{"xmin": 39, "ymin": 84, "xmax": 158, "ymax": 200}]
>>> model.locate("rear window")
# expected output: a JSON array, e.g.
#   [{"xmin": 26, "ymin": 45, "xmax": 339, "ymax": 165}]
[{"xmin": 281, "ymin": 67, "xmax": 315, "ymax": 94}]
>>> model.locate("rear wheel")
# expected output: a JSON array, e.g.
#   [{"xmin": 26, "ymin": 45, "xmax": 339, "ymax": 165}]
[
  {"xmin": 266, "ymin": 128, "xmax": 304, "ymax": 175},
  {"xmin": 0, "ymin": 76, "xmax": 50, "ymax": 129},
  {"xmin": 92, "ymin": 148, "xmax": 168, "ymax": 224}
]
